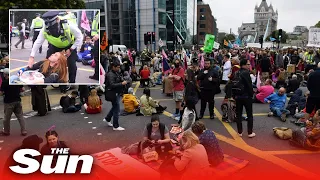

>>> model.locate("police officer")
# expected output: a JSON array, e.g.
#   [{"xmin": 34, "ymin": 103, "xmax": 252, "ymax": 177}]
[
  {"xmin": 91, "ymin": 11, "xmax": 99, "ymax": 37},
  {"xmin": 30, "ymin": 13, "xmax": 45, "ymax": 53},
  {"xmin": 28, "ymin": 11, "xmax": 83, "ymax": 83}
]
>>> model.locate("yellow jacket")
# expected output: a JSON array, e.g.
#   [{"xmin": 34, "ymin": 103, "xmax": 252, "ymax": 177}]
[{"xmin": 122, "ymin": 94, "xmax": 139, "ymax": 113}]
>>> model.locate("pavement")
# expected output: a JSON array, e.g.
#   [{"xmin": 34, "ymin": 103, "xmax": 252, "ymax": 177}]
[
  {"xmin": 9, "ymin": 36, "xmax": 98, "ymax": 84},
  {"xmin": 0, "ymin": 82, "xmax": 320, "ymax": 179}
]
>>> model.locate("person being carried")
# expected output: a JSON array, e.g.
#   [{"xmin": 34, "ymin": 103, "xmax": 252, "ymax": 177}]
[
  {"xmin": 60, "ymin": 91, "xmax": 82, "ymax": 113},
  {"xmin": 265, "ymin": 87, "xmax": 290, "ymax": 122},
  {"xmin": 12, "ymin": 51, "xmax": 68, "ymax": 84},
  {"xmin": 84, "ymin": 89, "xmax": 102, "ymax": 114}
]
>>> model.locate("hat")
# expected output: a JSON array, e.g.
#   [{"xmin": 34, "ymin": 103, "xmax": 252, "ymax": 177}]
[
  {"xmin": 128, "ymin": 87, "xmax": 134, "ymax": 94},
  {"xmin": 36, "ymin": 13, "xmax": 41, "ymax": 17},
  {"xmin": 292, "ymin": 74, "xmax": 297, "ymax": 79},
  {"xmin": 42, "ymin": 11, "xmax": 60, "ymax": 25}
]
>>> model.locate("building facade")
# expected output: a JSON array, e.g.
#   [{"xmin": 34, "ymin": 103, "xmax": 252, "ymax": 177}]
[
  {"xmin": 136, "ymin": 0, "xmax": 196, "ymax": 51},
  {"xmin": 85, "ymin": 0, "xmax": 137, "ymax": 49},
  {"xmin": 238, "ymin": 0, "xmax": 278, "ymax": 43},
  {"xmin": 197, "ymin": 3, "xmax": 214, "ymax": 46}
]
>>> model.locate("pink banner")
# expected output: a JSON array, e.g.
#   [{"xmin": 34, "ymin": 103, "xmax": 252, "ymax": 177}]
[
  {"xmin": 162, "ymin": 49, "xmax": 168, "ymax": 59},
  {"xmin": 100, "ymin": 66, "xmax": 105, "ymax": 85},
  {"xmin": 128, "ymin": 50, "xmax": 133, "ymax": 63},
  {"xmin": 81, "ymin": 10, "xmax": 91, "ymax": 32}
]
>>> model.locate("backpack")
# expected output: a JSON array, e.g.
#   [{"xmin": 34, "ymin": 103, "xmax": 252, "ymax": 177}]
[
  {"xmin": 231, "ymin": 71, "xmax": 245, "ymax": 96},
  {"xmin": 17, "ymin": 22, "xmax": 23, "ymax": 31},
  {"xmin": 273, "ymin": 127, "xmax": 292, "ymax": 140},
  {"xmin": 221, "ymin": 98, "xmax": 236, "ymax": 123}
]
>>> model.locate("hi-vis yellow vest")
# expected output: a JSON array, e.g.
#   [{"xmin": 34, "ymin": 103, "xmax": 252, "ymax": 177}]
[
  {"xmin": 33, "ymin": 18, "xmax": 43, "ymax": 29},
  {"xmin": 43, "ymin": 22, "xmax": 75, "ymax": 48},
  {"xmin": 63, "ymin": 13, "xmax": 77, "ymax": 25},
  {"xmin": 91, "ymin": 12, "xmax": 100, "ymax": 36}
]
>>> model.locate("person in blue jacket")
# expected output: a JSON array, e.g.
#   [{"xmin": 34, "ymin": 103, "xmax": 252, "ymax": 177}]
[
  {"xmin": 77, "ymin": 36, "xmax": 94, "ymax": 64},
  {"xmin": 264, "ymin": 87, "xmax": 290, "ymax": 122}
]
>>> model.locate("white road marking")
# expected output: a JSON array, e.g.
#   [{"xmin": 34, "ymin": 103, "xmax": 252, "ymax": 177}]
[
  {"xmin": 92, "ymin": 127, "xmax": 96, "ymax": 129},
  {"xmin": 102, "ymin": 119, "xmax": 106, "ymax": 121},
  {"xmin": 88, "ymin": 122, "xmax": 92, "ymax": 124},
  {"xmin": 84, "ymin": 117, "xmax": 88, "ymax": 119},
  {"xmin": 97, "ymin": 133, "xmax": 102, "ymax": 135},
  {"xmin": 81, "ymin": 113, "xmax": 84, "ymax": 115}
]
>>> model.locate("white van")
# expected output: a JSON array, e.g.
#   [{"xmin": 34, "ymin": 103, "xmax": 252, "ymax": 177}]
[{"xmin": 109, "ymin": 45, "xmax": 127, "ymax": 54}]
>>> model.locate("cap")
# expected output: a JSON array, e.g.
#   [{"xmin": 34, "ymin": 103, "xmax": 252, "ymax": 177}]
[{"xmin": 36, "ymin": 13, "xmax": 41, "ymax": 17}]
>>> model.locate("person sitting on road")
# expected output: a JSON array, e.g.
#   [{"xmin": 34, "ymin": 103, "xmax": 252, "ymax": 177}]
[
  {"xmin": 12, "ymin": 51, "xmax": 68, "ymax": 84},
  {"xmin": 130, "ymin": 67, "xmax": 141, "ymax": 81},
  {"xmin": 139, "ymin": 88, "xmax": 166, "ymax": 116},
  {"xmin": 141, "ymin": 114, "xmax": 172, "ymax": 153},
  {"xmin": 60, "ymin": 91, "xmax": 82, "ymax": 113},
  {"xmin": 265, "ymin": 87, "xmax": 290, "ymax": 122},
  {"xmin": 286, "ymin": 74, "xmax": 300, "ymax": 94},
  {"xmin": 122, "ymin": 87, "xmax": 139, "ymax": 114},
  {"xmin": 40, "ymin": 129, "xmax": 69, "ymax": 167},
  {"xmin": 191, "ymin": 121, "xmax": 224, "ymax": 167},
  {"xmin": 84, "ymin": 89, "xmax": 102, "ymax": 114},
  {"xmin": 77, "ymin": 36, "xmax": 93, "ymax": 64},
  {"xmin": 253, "ymin": 79, "xmax": 274, "ymax": 103},
  {"xmin": 140, "ymin": 65, "xmax": 151, "ymax": 87}
]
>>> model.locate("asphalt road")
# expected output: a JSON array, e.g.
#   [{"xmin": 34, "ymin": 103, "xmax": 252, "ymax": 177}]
[
  {"xmin": 0, "ymin": 83, "xmax": 320, "ymax": 179},
  {"xmin": 9, "ymin": 36, "xmax": 98, "ymax": 84}
]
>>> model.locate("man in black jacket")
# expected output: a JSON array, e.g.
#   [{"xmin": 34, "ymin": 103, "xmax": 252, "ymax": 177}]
[
  {"xmin": 104, "ymin": 60, "xmax": 127, "ymax": 131},
  {"xmin": 235, "ymin": 59, "xmax": 255, "ymax": 138},
  {"xmin": 305, "ymin": 63, "xmax": 320, "ymax": 120},
  {"xmin": 197, "ymin": 58, "xmax": 219, "ymax": 119}
]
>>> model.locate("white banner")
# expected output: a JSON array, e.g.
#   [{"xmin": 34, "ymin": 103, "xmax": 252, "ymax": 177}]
[
  {"xmin": 307, "ymin": 28, "xmax": 320, "ymax": 47},
  {"xmin": 158, "ymin": 38, "xmax": 163, "ymax": 47},
  {"xmin": 213, "ymin": 42, "xmax": 220, "ymax": 49},
  {"xmin": 92, "ymin": 148, "xmax": 160, "ymax": 180}
]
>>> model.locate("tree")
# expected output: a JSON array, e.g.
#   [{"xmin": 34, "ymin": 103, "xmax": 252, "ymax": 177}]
[
  {"xmin": 0, "ymin": 0, "xmax": 85, "ymax": 42},
  {"xmin": 266, "ymin": 30, "xmax": 288, "ymax": 43},
  {"xmin": 315, "ymin": 21, "xmax": 320, "ymax": 28}
]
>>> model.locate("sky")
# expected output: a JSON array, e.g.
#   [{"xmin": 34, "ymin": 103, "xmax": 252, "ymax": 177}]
[{"xmin": 202, "ymin": 0, "xmax": 320, "ymax": 34}]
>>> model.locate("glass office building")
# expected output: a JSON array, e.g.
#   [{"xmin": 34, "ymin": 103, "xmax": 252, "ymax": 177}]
[
  {"xmin": 85, "ymin": 0, "xmax": 137, "ymax": 49},
  {"xmin": 166, "ymin": 0, "xmax": 197, "ymax": 50}
]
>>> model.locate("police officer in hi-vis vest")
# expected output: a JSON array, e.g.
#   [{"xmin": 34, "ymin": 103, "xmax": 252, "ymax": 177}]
[
  {"xmin": 91, "ymin": 11, "xmax": 99, "ymax": 37},
  {"xmin": 28, "ymin": 11, "xmax": 83, "ymax": 83},
  {"xmin": 30, "ymin": 13, "xmax": 45, "ymax": 53}
]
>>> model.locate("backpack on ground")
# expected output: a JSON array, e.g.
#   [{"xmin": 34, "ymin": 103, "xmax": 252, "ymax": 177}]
[
  {"xmin": 231, "ymin": 71, "xmax": 245, "ymax": 96},
  {"xmin": 221, "ymin": 98, "xmax": 237, "ymax": 123},
  {"xmin": 273, "ymin": 127, "xmax": 293, "ymax": 140}
]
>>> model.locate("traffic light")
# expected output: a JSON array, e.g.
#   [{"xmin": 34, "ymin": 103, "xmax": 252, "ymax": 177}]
[
  {"xmin": 144, "ymin": 33, "xmax": 148, "ymax": 45},
  {"xmin": 278, "ymin": 29, "xmax": 283, "ymax": 39},
  {"xmin": 152, "ymin": 32, "xmax": 155, "ymax": 43},
  {"xmin": 259, "ymin": 35, "xmax": 263, "ymax": 44}
]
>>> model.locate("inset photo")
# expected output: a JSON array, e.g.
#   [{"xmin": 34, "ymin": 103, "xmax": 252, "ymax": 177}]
[{"xmin": 9, "ymin": 9, "xmax": 100, "ymax": 85}]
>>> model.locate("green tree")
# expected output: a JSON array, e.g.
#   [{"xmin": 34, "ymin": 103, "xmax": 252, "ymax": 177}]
[
  {"xmin": 266, "ymin": 30, "xmax": 288, "ymax": 43},
  {"xmin": 315, "ymin": 21, "xmax": 320, "ymax": 28},
  {"xmin": 0, "ymin": 0, "xmax": 85, "ymax": 42}
]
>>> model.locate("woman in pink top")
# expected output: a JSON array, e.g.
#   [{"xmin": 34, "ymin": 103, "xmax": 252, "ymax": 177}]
[{"xmin": 254, "ymin": 79, "xmax": 274, "ymax": 103}]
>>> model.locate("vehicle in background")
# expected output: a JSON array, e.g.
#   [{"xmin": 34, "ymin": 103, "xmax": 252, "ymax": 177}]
[
  {"xmin": 11, "ymin": 27, "xmax": 20, "ymax": 37},
  {"xmin": 109, "ymin": 45, "xmax": 127, "ymax": 54}
]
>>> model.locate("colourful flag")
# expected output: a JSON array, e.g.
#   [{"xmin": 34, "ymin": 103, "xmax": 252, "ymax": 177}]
[
  {"xmin": 159, "ymin": 38, "xmax": 163, "ymax": 47},
  {"xmin": 80, "ymin": 10, "xmax": 91, "ymax": 32},
  {"xmin": 200, "ymin": 54, "xmax": 204, "ymax": 69},
  {"xmin": 162, "ymin": 49, "xmax": 168, "ymax": 59},
  {"xmin": 100, "ymin": 32, "xmax": 107, "ymax": 51},
  {"xmin": 257, "ymin": 71, "xmax": 261, "ymax": 89},
  {"xmin": 224, "ymin": 39, "xmax": 229, "ymax": 46},
  {"xmin": 181, "ymin": 47, "xmax": 189, "ymax": 70},
  {"xmin": 128, "ymin": 49, "xmax": 133, "ymax": 63},
  {"xmin": 228, "ymin": 41, "xmax": 233, "ymax": 48}
]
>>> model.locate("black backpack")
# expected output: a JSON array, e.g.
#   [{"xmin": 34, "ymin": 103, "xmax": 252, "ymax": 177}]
[{"xmin": 231, "ymin": 71, "xmax": 245, "ymax": 96}]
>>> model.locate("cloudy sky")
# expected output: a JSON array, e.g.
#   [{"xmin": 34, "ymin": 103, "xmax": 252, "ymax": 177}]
[{"xmin": 202, "ymin": 0, "xmax": 320, "ymax": 34}]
